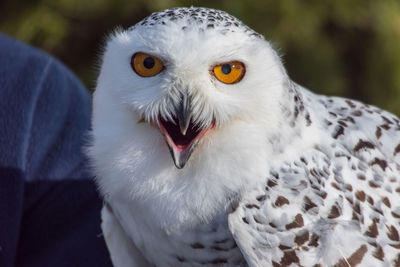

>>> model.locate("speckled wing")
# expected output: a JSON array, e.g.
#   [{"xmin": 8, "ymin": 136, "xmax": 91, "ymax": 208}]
[{"xmin": 228, "ymin": 94, "xmax": 400, "ymax": 266}]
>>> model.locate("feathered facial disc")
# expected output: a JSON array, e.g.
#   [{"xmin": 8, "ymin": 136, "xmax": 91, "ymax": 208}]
[{"xmin": 97, "ymin": 7, "xmax": 284, "ymax": 169}]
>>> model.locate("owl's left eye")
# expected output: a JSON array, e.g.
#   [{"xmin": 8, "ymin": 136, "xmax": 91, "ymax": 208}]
[
  {"xmin": 131, "ymin": 52, "xmax": 164, "ymax": 77},
  {"xmin": 212, "ymin": 61, "xmax": 245, "ymax": 84}
]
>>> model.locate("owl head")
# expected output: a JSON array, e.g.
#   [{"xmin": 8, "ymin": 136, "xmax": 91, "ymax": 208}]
[{"xmin": 91, "ymin": 7, "xmax": 289, "ymax": 172}]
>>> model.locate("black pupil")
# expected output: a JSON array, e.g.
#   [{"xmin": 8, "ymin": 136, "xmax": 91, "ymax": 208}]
[
  {"xmin": 221, "ymin": 64, "xmax": 231, "ymax": 74},
  {"xmin": 143, "ymin": 57, "xmax": 155, "ymax": 69}
]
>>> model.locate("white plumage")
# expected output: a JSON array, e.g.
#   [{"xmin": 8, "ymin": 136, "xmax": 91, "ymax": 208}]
[{"xmin": 88, "ymin": 7, "xmax": 400, "ymax": 266}]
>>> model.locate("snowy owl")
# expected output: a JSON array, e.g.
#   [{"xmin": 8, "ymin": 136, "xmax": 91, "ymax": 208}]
[{"xmin": 88, "ymin": 7, "xmax": 400, "ymax": 267}]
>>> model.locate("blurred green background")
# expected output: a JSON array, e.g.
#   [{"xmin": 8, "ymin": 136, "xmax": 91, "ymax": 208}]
[{"xmin": 1, "ymin": 0, "xmax": 400, "ymax": 115}]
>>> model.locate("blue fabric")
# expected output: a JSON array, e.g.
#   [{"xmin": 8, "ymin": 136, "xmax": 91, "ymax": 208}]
[{"xmin": 0, "ymin": 33, "xmax": 112, "ymax": 267}]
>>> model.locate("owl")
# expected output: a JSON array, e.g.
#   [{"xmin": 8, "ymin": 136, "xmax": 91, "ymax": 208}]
[{"xmin": 88, "ymin": 7, "xmax": 400, "ymax": 267}]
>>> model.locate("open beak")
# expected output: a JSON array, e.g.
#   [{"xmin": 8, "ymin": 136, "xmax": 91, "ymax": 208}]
[{"xmin": 158, "ymin": 92, "xmax": 214, "ymax": 169}]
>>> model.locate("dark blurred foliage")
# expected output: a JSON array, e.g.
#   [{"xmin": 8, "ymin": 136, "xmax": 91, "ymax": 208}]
[{"xmin": 1, "ymin": 0, "xmax": 400, "ymax": 115}]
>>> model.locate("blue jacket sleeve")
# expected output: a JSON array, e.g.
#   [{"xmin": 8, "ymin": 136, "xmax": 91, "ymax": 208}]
[{"xmin": 0, "ymin": 33, "xmax": 112, "ymax": 267}]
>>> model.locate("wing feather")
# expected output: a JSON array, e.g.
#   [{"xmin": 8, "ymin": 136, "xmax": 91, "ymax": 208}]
[{"xmin": 229, "ymin": 93, "xmax": 400, "ymax": 266}]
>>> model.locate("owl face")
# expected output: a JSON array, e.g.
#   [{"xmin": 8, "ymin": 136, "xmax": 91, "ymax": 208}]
[{"xmin": 93, "ymin": 7, "xmax": 286, "ymax": 169}]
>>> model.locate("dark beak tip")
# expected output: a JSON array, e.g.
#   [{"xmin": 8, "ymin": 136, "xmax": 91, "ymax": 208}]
[
  {"xmin": 173, "ymin": 155, "xmax": 188, "ymax": 169},
  {"xmin": 175, "ymin": 163, "xmax": 185, "ymax": 169}
]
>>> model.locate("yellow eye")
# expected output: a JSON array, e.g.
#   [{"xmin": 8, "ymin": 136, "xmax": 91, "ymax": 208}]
[
  {"xmin": 131, "ymin": 52, "xmax": 164, "ymax": 77},
  {"xmin": 212, "ymin": 61, "xmax": 245, "ymax": 84}
]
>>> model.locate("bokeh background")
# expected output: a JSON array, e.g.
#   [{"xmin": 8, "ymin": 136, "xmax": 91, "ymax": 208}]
[{"xmin": 1, "ymin": 0, "xmax": 400, "ymax": 115}]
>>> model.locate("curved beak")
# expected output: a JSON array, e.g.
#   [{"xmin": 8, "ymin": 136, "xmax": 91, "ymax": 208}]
[
  {"xmin": 177, "ymin": 91, "xmax": 191, "ymax": 136},
  {"xmin": 158, "ymin": 91, "xmax": 213, "ymax": 169}
]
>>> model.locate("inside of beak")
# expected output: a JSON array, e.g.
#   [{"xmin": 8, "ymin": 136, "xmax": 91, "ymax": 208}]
[{"xmin": 158, "ymin": 91, "xmax": 214, "ymax": 168}]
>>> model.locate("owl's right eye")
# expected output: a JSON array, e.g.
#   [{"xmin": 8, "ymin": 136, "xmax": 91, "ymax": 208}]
[{"xmin": 131, "ymin": 52, "xmax": 164, "ymax": 77}]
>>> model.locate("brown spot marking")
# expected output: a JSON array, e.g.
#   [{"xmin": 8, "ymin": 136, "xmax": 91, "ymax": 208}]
[
  {"xmin": 279, "ymin": 244, "xmax": 291, "ymax": 250},
  {"xmin": 245, "ymin": 204, "xmax": 260, "ymax": 209},
  {"xmin": 376, "ymin": 126, "xmax": 382, "ymax": 139},
  {"xmin": 272, "ymin": 261, "xmax": 280, "ymax": 267},
  {"xmin": 370, "ymin": 158, "xmax": 388, "ymax": 171},
  {"xmin": 357, "ymin": 174, "xmax": 366, "ymax": 180},
  {"xmin": 397, "ymin": 187, "xmax": 400, "ymax": 193},
  {"xmin": 390, "ymin": 244, "xmax": 400, "ymax": 250},
  {"xmin": 346, "ymin": 183, "xmax": 353, "ymax": 192},
  {"xmin": 393, "ymin": 211, "xmax": 400, "ymax": 219},
  {"xmin": 373, "ymin": 245, "xmax": 384, "ymax": 261},
  {"xmin": 353, "ymin": 202, "xmax": 361, "ymax": 215},
  {"xmin": 305, "ymin": 113, "xmax": 312, "ymax": 126},
  {"xmin": 346, "ymin": 100, "xmax": 356, "ymax": 108},
  {"xmin": 373, "ymin": 206, "xmax": 384, "ymax": 216},
  {"xmin": 314, "ymin": 264, "xmax": 322, "ymax": 267},
  {"xmin": 275, "ymin": 196, "xmax": 290, "ymax": 207},
  {"xmin": 242, "ymin": 217, "xmax": 249, "ymax": 224},
  {"xmin": 387, "ymin": 225, "xmax": 400, "ymax": 241},
  {"xmin": 304, "ymin": 196, "xmax": 317, "ymax": 211},
  {"xmin": 308, "ymin": 233, "xmax": 319, "ymax": 247},
  {"xmin": 369, "ymin": 241, "xmax": 378, "ymax": 248},
  {"xmin": 346, "ymin": 196, "xmax": 354, "ymax": 205},
  {"xmin": 295, "ymin": 230, "xmax": 310, "ymax": 246},
  {"xmin": 271, "ymin": 171, "xmax": 280, "ymax": 179},
  {"xmin": 310, "ymin": 168, "xmax": 318, "ymax": 177},
  {"xmin": 395, "ymin": 144, "xmax": 400, "ymax": 156},
  {"xmin": 369, "ymin": 180, "xmax": 380, "ymax": 188},
  {"xmin": 267, "ymin": 179, "xmax": 277, "ymax": 187},
  {"xmin": 328, "ymin": 205, "xmax": 341, "ymax": 219},
  {"xmin": 333, "ymin": 244, "xmax": 367, "ymax": 267},
  {"xmin": 382, "ymin": 115, "xmax": 393, "ymax": 124},
  {"xmin": 191, "ymin": 243, "xmax": 205, "ymax": 249},
  {"xmin": 382, "ymin": 196, "xmax": 391, "ymax": 208},
  {"xmin": 365, "ymin": 221, "xmax": 379, "ymax": 238},
  {"xmin": 333, "ymin": 125, "xmax": 344, "ymax": 139},
  {"xmin": 354, "ymin": 139, "xmax": 375, "ymax": 152},
  {"xmin": 351, "ymin": 110, "xmax": 362, "ymax": 116},
  {"xmin": 352, "ymin": 211, "xmax": 360, "ymax": 221},
  {"xmin": 280, "ymin": 250, "xmax": 299, "ymax": 266},
  {"xmin": 381, "ymin": 124, "xmax": 390, "ymax": 130},
  {"xmin": 346, "ymin": 116, "xmax": 356, "ymax": 123},
  {"xmin": 367, "ymin": 196, "xmax": 374, "ymax": 205},
  {"xmin": 331, "ymin": 182, "xmax": 343, "ymax": 191},
  {"xmin": 355, "ymin": 190, "xmax": 366, "ymax": 202},
  {"xmin": 269, "ymin": 222, "xmax": 277, "ymax": 228},
  {"xmin": 338, "ymin": 120, "xmax": 348, "ymax": 127},
  {"xmin": 285, "ymin": 214, "xmax": 304, "ymax": 230},
  {"xmin": 256, "ymin": 195, "xmax": 266, "ymax": 202}
]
